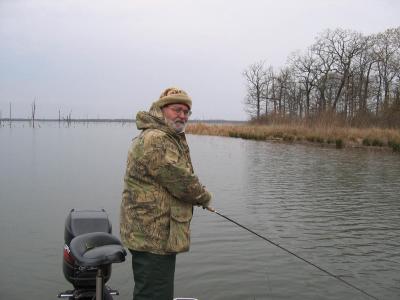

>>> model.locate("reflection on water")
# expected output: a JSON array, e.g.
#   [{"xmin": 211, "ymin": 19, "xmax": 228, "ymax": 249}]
[{"xmin": 0, "ymin": 122, "xmax": 399, "ymax": 300}]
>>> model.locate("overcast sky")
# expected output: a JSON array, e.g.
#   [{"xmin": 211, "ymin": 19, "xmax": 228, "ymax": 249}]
[{"xmin": 1, "ymin": 0, "xmax": 399, "ymax": 120}]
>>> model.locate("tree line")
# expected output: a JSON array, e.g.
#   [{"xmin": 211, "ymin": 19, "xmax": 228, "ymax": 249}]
[{"xmin": 244, "ymin": 27, "xmax": 400, "ymax": 127}]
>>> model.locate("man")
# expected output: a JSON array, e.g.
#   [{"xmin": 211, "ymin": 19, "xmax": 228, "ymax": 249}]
[{"xmin": 120, "ymin": 87, "xmax": 211, "ymax": 300}]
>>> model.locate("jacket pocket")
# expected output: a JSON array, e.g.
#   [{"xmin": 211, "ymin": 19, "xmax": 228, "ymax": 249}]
[{"xmin": 165, "ymin": 201, "xmax": 193, "ymax": 253}]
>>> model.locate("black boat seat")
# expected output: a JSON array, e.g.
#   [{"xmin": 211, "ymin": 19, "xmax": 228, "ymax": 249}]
[{"xmin": 70, "ymin": 232, "xmax": 127, "ymax": 267}]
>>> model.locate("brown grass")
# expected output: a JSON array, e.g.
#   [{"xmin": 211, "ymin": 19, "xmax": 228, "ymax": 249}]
[{"xmin": 186, "ymin": 122, "xmax": 400, "ymax": 152}]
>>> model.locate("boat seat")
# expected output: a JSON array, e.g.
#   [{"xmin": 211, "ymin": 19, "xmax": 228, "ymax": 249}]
[{"xmin": 70, "ymin": 232, "xmax": 127, "ymax": 267}]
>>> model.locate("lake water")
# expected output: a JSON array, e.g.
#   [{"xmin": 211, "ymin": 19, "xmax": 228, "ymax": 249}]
[{"xmin": 0, "ymin": 122, "xmax": 399, "ymax": 300}]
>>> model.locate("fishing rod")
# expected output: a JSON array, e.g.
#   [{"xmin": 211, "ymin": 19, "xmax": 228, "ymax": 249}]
[{"xmin": 204, "ymin": 207, "xmax": 379, "ymax": 300}]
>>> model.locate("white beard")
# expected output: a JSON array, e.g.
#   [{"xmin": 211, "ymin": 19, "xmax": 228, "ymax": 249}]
[{"xmin": 165, "ymin": 118, "xmax": 186, "ymax": 133}]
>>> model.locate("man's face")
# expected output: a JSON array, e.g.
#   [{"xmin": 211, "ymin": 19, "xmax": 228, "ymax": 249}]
[{"xmin": 162, "ymin": 104, "xmax": 191, "ymax": 133}]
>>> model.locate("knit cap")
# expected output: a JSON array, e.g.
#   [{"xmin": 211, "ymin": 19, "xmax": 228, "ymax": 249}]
[{"xmin": 154, "ymin": 87, "xmax": 192, "ymax": 109}]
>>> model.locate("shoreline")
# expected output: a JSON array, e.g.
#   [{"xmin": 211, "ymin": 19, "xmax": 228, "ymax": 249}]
[{"xmin": 186, "ymin": 123, "xmax": 400, "ymax": 153}]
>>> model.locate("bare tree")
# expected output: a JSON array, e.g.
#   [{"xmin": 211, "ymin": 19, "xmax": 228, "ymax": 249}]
[
  {"xmin": 311, "ymin": 35, "xmax": 336, "ymax": 112},
  {"xmin": 262, "ymin": 66, "xmax": 275, "ymax": 117},
  {"xmin": 324, "ymin": 29, "xmax": 365, "ymax": 110},
  {"xmin": 275, "ymin": 67, "xmax": 293, "ymax": 115},
  {"xmin": 31, "ymin": 98, "xmax": 37, "ymax": 128},
  {"xmin": 243, "ymin": 61, "xmax": 268, "ymax": 120},
  {"xmin": 373, "ymin": 27, "xmax": 400, "ymax": 113},
  {"xmin": 9, "ymin": 102, "xmax": 12, "ymax": 127},
  {"xmin": 289, "ymin": 49, "xmax": 318, "ymax": 117},
  {"xmin": 67, "ymin": 110, "xmax": 72, "ymax": 126},
  {"xmin": 353, "ymin": 36, "xmax": 375, "ymax": 114}
]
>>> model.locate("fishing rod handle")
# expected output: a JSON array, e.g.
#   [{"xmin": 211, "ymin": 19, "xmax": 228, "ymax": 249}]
[{"xmin": 204, "ymin": 206, "xmax": 216, "ymax": 213}]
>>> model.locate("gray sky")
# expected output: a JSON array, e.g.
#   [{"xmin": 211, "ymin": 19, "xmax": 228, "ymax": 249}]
[{"xmin": 1, "ymin": 0, "xmax": 399, "ymax": 120}]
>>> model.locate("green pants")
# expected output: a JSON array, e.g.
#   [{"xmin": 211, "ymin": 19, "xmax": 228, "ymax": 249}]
[{"xmin": 130, "ymin": 249, "xmax": 176, "ymax": 300}]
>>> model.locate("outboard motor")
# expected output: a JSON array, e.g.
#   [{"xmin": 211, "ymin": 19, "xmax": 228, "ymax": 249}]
[
  {"xmin": 62, "ymin": 209, "xmax": 113, "ymax": 289},
  {"xmin": 59, "ymin": 208, "xmax": 197, "ymax": 300}
]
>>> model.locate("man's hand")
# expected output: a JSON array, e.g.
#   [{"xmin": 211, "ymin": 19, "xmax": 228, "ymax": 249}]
[
  {"xmin": 195, "ymin": 190, "xmax": 211, "ymax": 207},
  {"xmin": 203, "ymin": 206, "xmax": 215, "ymax": 212}
]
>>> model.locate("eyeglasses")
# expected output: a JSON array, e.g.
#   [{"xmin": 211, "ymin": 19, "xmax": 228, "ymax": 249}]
[{"xmin": 167, "ymin": 106, "xmax": 192, "ymax": 117}]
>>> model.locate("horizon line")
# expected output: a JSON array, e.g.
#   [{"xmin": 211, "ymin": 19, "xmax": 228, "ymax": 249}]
[{"xmin": 0, "ymin": 118, "xmax": 246, "ymax": 123}]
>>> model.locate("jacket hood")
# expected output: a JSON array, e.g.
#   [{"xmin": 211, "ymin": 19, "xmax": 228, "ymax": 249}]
[{"xmin": 135, "ymin": 102, "xmax": 177, "ymax": 135}]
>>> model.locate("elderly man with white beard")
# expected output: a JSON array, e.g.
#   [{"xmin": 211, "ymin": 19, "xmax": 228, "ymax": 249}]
[{"xmin": 120, "ymin": 87, "xmax": 212, "ymax": 300}]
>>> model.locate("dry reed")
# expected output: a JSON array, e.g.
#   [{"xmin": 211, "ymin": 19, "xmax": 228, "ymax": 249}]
[{"xmin": 186, "ymin": 122, "xmax": 400, "ymax": 152}]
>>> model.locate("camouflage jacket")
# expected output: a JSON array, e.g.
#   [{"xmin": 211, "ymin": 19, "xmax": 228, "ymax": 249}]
[{"xmin": 120, "ymin": 105, "xmax": 211, "ymax": 254}]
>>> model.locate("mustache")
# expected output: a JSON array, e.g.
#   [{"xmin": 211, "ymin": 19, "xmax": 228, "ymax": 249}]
[{"xmin": 173, "ymin": 119, "xmax": 186, "ymax": 124}]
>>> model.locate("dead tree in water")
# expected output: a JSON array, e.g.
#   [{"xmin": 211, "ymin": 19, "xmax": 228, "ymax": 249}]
[
  {"xmin": 66, "ymin": 111, "xmax": 72, "ymax": 127},
  {"xmin": 9, "ymin": 102, "xmax": 12, "ymax": 127},
  {"xmin": 31, "ymin": 98, "xmax": 37, "ymax": 128}
]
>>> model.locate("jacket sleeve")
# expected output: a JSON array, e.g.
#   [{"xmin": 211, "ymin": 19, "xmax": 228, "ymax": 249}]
[{"xmin": 140, "ymin": 132, "xmax": 211, "ymax": 206}]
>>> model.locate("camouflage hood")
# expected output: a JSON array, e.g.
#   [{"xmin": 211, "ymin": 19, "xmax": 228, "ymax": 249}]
[{"xmin": 135, "ymin": 103, "xmax": 177, "ymax": 136}]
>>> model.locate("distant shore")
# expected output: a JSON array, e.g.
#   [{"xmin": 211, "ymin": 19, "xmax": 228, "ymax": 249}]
[
  {"xmin": 0, "ymin": 118, "xmax": 244, "ymax": 124},
  {"xmin": 3, "ymin": 118, "xmax": 399, "ymax": 153},
  {"xmin": 186, "ymin": 123, "xmax": 400, "ymax": 153},
  {"xmin": 0, "ymin": 118, "xmax": 135, "ymax": 123}
]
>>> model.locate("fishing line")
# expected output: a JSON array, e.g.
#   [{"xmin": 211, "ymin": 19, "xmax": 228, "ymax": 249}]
[{"xmin": 205, "ymin": 207, "xmax": 379, "ymax": 300}]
